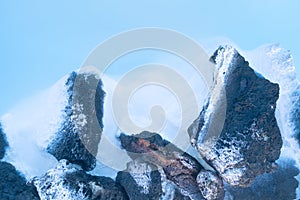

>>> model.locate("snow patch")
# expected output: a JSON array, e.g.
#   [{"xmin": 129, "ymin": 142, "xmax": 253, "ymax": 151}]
[{"xmin": 0, "ymin": 75, "xmax": 69, "ymax": 179}]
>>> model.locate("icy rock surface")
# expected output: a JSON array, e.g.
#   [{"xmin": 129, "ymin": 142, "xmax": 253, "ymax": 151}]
[
  {"xmin": 119, "ymin": 131, "xmax": 224, "ymax": 200},
  {"xmin": 188, "ymin": 46, "xmax": 282, "ymax": 187},
  {"xmin": 116, "ymin": 158, "xmax": 194, "ymax": 200},
  {"xmin": 33, "ymin": 159, "xmax": 128, "ymax": 200},
  {"xmin": 197, "ymin": 170, "xmax": 224, "ymax": 200},
  {"xmin": 47, "ymin": 71, "xmax": 105, "ymax": 171},
  {"xmin": 116, "ymin": 159, "xmax": 163, "ymax": 200}
]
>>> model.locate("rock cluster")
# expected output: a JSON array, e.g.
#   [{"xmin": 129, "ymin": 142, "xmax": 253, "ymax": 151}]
[
  {"xmin": 0, "ymin": 46, "xmax": 290, "ymax": 199},
  {"xmin": 119, "ymin": 131, "xmax": 225, "ymax": 200}
]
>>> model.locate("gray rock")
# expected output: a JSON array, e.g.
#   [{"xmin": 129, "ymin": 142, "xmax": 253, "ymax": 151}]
[
  {"xmin": 47, "ymin": 71, "xmax": 105, "ymax": 171},
  {"xmin": 188, "ymin": 46, "xmax": 282, "ymax": 187},
  {"xmin": 116, "ymin": 159, "xmax": 163, "ymax": 200}
]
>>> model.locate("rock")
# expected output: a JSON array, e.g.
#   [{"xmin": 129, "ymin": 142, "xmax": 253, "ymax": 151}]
[
  {"xmin": 116, "ymin": 159, "xmax": 192, "ymax": 200},
  {"xmin": 47, "ymin": 71, "xmax": 105, "ymax": 171},
  {"xmin": 188, "ymin": 46, "xmax": 282, "ymax": 187},
  {"xmin": 197, "ymin": 170, "xmax": 224, "ymax": 200},
  {"xmin": 0, "ymin": 161, "xmax": 40, "ymax": 200},
  {"xmin": 33, "ymin": 159, "xmax": 128, "ymax": 200},
  {"xmin": 0, "ymin": 123, "xmax": 8, "ymax": 159},
  {"xmin": 116, "ymin": 159, "xmax": 163, "ymax": 200},
  {"xmin": 119, "ymin": 131, "xmax": 224, "ymax": 199},
  {"xmin": 226, "ymin": 159, "xmax": 299, "ymax": 200}
]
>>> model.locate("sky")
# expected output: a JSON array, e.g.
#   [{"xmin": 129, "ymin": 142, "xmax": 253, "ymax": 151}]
[{"xmin": 0, "ymin": 0, "xmax": 300, "ymax": 115}]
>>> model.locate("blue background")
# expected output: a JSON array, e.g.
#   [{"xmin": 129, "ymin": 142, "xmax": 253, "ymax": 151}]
[{"xmin": 1, "ymin": 0, "xmax": 299, "ymax": 115}]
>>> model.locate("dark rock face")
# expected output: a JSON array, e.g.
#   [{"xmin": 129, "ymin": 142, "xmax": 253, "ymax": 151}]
[
  {"xmin": 188, "ymin": 46, "xmax": 282, "ymax": 187},
  {"xmin": 47, "ymin": 71, "xmax": 105, "ymax": 171},
  {"xmin": 116, "ymin": 159, "xmax": 163, "ymax": 200},
  {"xmin": 227, "ymin": 160, "xmax": 299, "ymax": 200},
  {"xmin": 33, "ymin": 159, "xmax": 128, "ymax": 200},
  {"xmin": 116, "ymin": 159, "xmax": 192, "ymax": 200},
  {"xmin": 0, "ymin": 123, "xmax": 8, "ymax": 159},
  {"xmin": 0, "ymin": 161, "xmax": 40, "ymax": 200},
  {"xmin": 119, "ymin": 131, "xmax": 224, "ymax": 200}
]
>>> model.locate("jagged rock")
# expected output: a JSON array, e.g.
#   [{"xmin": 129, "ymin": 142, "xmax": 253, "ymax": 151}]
[
  {"xmin": 116, "ymin": 159, "xmax": 163, "ymax": 200},
  {"xmin": 0, "ymin": 123, "xmax": 8, "ymax": 159},
  {"xmin": 47, "ymin": 71, "xmax": 105, "ymax": 171},
  {"xmin": 0, "ymin": 161, "xmax": 40, "ymax": 200},
  {"xmin": 226, "ymin": 159, "xmax": 299, "ymax": 200},
  {"xmin": 119, "ymin": 131, "xmax": 224, "ymax": 199},
  {"xmin": 116, "ymin": 158, "xmax": 191, "ymax": 200},
  {"xmin": 188, "ymin": 46, "xmax": 282, "ymax": 187},
  {"xmin": 33, "ymin": 159, "xmax": 128, "ymax": 200}
]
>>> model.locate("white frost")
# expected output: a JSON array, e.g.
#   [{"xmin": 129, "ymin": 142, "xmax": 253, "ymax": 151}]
[{"xmin": 0, "ymin": 75, "xmax": 69, "ymax": 179}]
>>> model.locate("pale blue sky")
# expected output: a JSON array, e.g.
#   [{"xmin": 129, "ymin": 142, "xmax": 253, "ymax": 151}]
[{"xmin": 1, "ymin": 0, "xmax": 299, "ymax": 115}]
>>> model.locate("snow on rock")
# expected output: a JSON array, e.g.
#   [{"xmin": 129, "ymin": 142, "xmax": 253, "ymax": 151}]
[
  {"xmin": 119, "ymin": 131, "xmax": 225, "ymax": 200},
  {"xmin": 188, "ymin": 46, "xmax": 282, "ymax": 187},
  {"xmin": 0, "ymin": 75, "xmax": 69, "ymax": 179},
  {"xmin": 197, "ymin": 170, "xmax": 224, "ymax": 200},
  {"xmin": 47, "ymin": 71, "xmax": 105, "ymax": 171},
  {"xmin": 116, "ymin": 159, "xmax": 163, "ymax": 200},
  {"xmin": 33, "ymin": 159, "xmax": 128, "ymax": 200}
]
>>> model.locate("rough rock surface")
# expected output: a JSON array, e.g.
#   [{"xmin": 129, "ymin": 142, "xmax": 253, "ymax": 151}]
[
  {"xmin": 33, "ymin": 159, "xmax": 128, "ymax": 200},
  {"xmin": 197, "ymin": 170, "xmax": 224, "ymax": 200},
  {"xmin": 0, "ymin": 161, "xmax": 40, "ymax": 200},
  {"xmin": 47, "ymin": 71, "xmax": 105, "ymax": 171},
  {"xmin": 226, "ymin": 160, "xmax": 299, "ymax": 200},
  {"xmin": 0, "ymin": 123, "xmax": 8, "ymax": 159},
  {"xmin": 116, "ymin": 159, "xmax": 163, "ymax": 200},
  {"xmin": 188, "ymin": 46, "xmax": 282, "ymax": 187},
  {"xmin": 116, "ymin": 158, "xmax": 191, "ymax": 200},
  {"xmin": 119, "ymin": 131, "xmax": 224, "ymax": 199}
]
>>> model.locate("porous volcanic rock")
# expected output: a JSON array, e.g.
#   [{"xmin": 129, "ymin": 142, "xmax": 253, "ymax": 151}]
[{"xmin": 188, "ymin": 46, "xmax": 282, "ymax": 187}]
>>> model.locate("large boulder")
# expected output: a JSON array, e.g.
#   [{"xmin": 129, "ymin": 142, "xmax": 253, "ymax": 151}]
[
  {"xmin": 32, "ymin": 159, "xmax": 128, "ymax": 200},
  {"xmin": 47, "ymin": 71, "xmax": 105, "ymax": 171},
  {"xmin": 0, "ymin": 161, "xmax": 40, "ymax": 200},
  {"xmin": 119, "ymin": 131, "xmax": 224, "ymax": 200},
  {"xmin": 188, "ymin": 46, "xmax": 282, "ymax": 187},
  {"xmin": 0, "ymin": 123, "xmax": 8, "ymax": 159}
]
